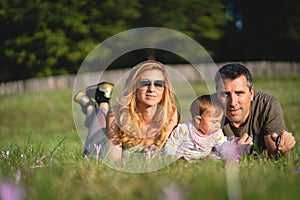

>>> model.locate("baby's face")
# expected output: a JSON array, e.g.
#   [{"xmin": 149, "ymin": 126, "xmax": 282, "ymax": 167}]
[{"xmin": 196, "ymin": 110, "xmax": 223, "ymax": 135}]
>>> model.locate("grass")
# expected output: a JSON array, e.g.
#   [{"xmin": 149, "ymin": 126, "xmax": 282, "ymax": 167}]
[{"xmin": 0, "ymin": 76, "xmax": 300, "ymax": 200}]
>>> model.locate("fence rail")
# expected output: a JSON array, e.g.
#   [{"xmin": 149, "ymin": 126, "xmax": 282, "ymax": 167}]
[{"xmin": 1, "ymin": 61, "xmax": 299, "ymax": 96}]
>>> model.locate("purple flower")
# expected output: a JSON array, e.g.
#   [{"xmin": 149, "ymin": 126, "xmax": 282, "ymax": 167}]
[
  {"xmin": 0, "ymin": 180, "xmax": 26, "ymax": 200},
  {"xmin": 159, "ymin": 183, "xmax": 189, "ymax": 200},
  {"xmin": 222, "ymin": 139, "xmax": 252, "ymax": 162}
]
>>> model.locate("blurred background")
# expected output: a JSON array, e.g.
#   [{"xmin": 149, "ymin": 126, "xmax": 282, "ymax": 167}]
[{"xmin": 1, "ymin": 0, "xmax": 299, "ymax": 82}]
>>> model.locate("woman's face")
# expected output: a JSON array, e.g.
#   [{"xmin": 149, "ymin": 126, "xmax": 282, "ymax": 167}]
[{"xmin": 136, "ymin": 69, "xmax": 165, "ymax": 108}]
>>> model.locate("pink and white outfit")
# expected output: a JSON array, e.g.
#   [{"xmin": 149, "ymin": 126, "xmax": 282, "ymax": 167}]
[{"xmin": 164, "ymin": 120, "xmax": 229, "ymax": 162}]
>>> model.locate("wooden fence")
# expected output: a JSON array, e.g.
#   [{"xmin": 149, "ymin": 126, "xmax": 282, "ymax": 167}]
[{"xmin": 1, "ymin": 61, "xmax": 299, "ymax": 96}]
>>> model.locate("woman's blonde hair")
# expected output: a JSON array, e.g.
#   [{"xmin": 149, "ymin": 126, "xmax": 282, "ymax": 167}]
[{"xmin": 115, "ymin": 60, "xmax": 177, "ymax": 149}]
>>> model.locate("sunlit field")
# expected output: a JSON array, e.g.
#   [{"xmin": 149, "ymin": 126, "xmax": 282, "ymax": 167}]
[{"xmin": 0, "ymin": 76, "xmax": 300, "ymax": 200}]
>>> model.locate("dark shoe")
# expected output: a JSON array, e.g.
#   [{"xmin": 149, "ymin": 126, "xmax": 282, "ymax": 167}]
[
  {"xmin": 88, "ymin": 82, "xmax": 114, "ymax": 105},
  {"xmin": 83, "ymin": 148, "xmax": 90, "ymax": 156},
  {"xmin": 98, "ymin": 82, "xmax": 114, "ymax": 98},
  {"xmin": 85, "ymin": 84, "xmax": 98, "ymax": 101},
  {"xmin": 74, "ymin": 91, "xmax": 94, "ymax": 114}
]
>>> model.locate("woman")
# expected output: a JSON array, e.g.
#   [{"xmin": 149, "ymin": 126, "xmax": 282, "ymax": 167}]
[
  {"xmin": 106, "ymin": 60, "xmax": 179, "ymax": 159},
  {"xmin": 74, "ymin": 60, "xmax": 179, "ymax": 160}
]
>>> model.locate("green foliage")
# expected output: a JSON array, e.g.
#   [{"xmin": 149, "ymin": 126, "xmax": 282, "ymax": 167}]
[
  {"xmin": 0, "ymin": 0, "xmax": 142, "ymax": 81},
  {"xmin": 0, "ymin": 0, "xmax": 229, "ymax": 81},
  {"xmin": 136, "ymin": 0, "xmax": 229, "ymax": 42}
]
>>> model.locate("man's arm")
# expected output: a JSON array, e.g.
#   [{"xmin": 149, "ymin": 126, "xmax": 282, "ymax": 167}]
[{"xmin": 261, "ymin": 94, "xmax": 296, "ymax": 156}]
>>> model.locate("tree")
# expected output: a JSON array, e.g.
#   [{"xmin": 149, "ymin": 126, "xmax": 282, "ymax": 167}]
[
  {"xmin": 0, "ymin": 0, "xmax": 141, "ymax": 81},
  {"xmin": 136, "ymin": 0, "xmax": 229, "ymax": 56},
  {"xmin": 0, "ymin": 0, "xmax": 229, "ymax": 81},
  {"xmin": 214, "ymin": 0, "xmax": 300, "ymax": 62}
]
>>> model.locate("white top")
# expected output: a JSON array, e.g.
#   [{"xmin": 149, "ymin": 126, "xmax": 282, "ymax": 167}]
[{"xmin": 164, "ymin": 120, "xmax": 228, "ymax": 161}]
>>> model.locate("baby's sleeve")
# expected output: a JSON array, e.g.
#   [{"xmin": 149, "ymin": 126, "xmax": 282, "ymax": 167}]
[
  {"xmin": 213, "ymin": 129, "xmax": 228, "ymax": 150},
  {"xmin": 164, "ymin": 125, "xmax": 183, "ymax": 157}
]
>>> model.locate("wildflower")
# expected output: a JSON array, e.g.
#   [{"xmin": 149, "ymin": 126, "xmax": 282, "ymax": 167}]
[
  {"xmin": 49, "ymin": 157, "xmax": 53, "ymax": 164},
  {"xmin": 222, "ymin": 138, "xmax": 252, "ymax": 162},
  {"xmin": 159, "ymin": 183, "xmax": 189, "ymax": 200},
  {"xmin": 1, "ymin": 151, "xmax": 9, "ymax": 159},
  {"xmin": 0, "ymin": 180, "xmax": 26, "ymax": 200},
  {"xmin": 14, "ymin": 170, "xmax": 21, "ymax": 184},
  {"xmin": 1, "ymin": 151, "xmax": 5, "ymax": 158},
  {"xmin": 36, "ymin": 155, "xmax": 47, "ymax": 165},
  {"xmin": 94, "ymin": 144, "xmax": 102, "ymax": 160}
]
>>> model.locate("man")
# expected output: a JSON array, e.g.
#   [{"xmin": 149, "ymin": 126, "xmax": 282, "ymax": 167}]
[{"xmin": 215, "ymin": 63, "xmax": 295, "ymax": 157}]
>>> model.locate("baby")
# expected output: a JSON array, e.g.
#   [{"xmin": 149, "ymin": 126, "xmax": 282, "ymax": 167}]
[{"xmin": 164, "ymin": 94, "xmax": 252, "ymax": 162}]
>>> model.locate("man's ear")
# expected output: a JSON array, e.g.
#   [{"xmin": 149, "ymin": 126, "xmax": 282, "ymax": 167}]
[{"xmin": 250, "ymin": 86, "xmax": 254, "ymax": 101}]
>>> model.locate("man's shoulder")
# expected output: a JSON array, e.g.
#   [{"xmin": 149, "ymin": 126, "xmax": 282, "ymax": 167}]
[{"xmin": 253, "ymin": 90, "xmax": 278, "ymax": 104}]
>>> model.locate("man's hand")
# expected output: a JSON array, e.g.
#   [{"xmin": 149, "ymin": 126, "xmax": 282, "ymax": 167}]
[
  {"xmin": 271, "ymin": 130, "xmax": 296, "ymax": 153},
  {"xmin": 236, "ymin": 133, "xmax": 253, "ymax": 145}
]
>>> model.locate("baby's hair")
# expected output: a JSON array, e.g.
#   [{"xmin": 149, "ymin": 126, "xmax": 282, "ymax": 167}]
[{"xmin": 190, "ymin": 94, "xmax": 224, "ymax": 118}]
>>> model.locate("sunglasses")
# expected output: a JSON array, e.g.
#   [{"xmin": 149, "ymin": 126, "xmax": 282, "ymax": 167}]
[{"xmin": 137, "ymin": 79, "xmax": 165, "ymax": 90}]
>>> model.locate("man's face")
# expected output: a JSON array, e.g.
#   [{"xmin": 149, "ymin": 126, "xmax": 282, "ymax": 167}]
[{"xmin": 216, "ymin": 75, "xmax": 254, "ymax": 127}]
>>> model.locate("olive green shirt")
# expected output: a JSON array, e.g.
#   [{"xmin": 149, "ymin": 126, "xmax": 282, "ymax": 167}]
[{"xmin": 222, "ymin": 91, "xmax": 286, "ymax": 150}]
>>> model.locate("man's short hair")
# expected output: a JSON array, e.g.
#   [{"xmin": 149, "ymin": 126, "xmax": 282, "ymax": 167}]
[{"xmin": 215, "ymin": 63, "xmax": 253, "ymax": 90}]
